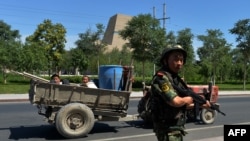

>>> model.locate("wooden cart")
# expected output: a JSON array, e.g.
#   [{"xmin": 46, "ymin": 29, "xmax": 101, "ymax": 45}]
[
  {"xmin": 12, "ymin": 67, "xmax": 134, "ymax": 139},
  {"xmin": 29, "ymin": 80, "xmax": 131, "ymax": 138}
]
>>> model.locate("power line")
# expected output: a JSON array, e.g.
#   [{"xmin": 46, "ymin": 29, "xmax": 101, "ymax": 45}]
[{"xmin": 0, "ymin": 2, "xmax": 109, "ymax": 32}]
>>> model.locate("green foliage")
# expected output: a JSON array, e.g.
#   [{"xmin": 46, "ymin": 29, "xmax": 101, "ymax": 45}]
[
  {"xmin": 197, "ymin": 29, "xmax": 232, "ymax": 84},
  {"xmin": 132, "ymin": 76, "xmax": 152, "ymax": 88},
  {"xmin": 0, "ymin": 20, "xmax": 20, "ymax": 41},
  {"xmin": 19, "ymin": 43, "xmax": 48, "ymax": 72},
  {"xmin": 1, "ymin": 73, "xmax": 250, "ymax": 94},
  {"xmin": 62, "ymin": 75, "xmax": 82, "ymax": 83},
  {"xmin": 25, "ymin": 19, "xmax": 67, "ymax": 75},
  {"xmin": 119, "ymin": 14, "xmax": 167, "ymax": 81},
  {"xmin": 68, "ymin": 48, "xmax": 88, "ymax": 74},
  {"xmin": 229, "ymin": 18, "xmax": 250, "ymax": 90},
  {"xmin": 73, "ymin": 23, "xmax": 107, "ymax": 74},
  {"xmin": 0, "ymin": 84, "xmax": 30, "ymax": 94},
  {"xmin": 0, "ymin": 73, "xmax": 30, "ymax": 84},
  {"xmin": 0, "ymin": 73, "xmax": 30, "ymax": 93},
  {"xmin": 1, "ymin": 16, "xmax": 250, "ymax": 88},
  {"xmin": 0, "ymin": 20, "xmax": 22, "ymax": 84}
]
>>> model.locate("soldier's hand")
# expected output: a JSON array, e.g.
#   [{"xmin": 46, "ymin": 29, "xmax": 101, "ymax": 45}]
[{"xmin": 201, "ymin": 100, "xmax": 211, "ymax": 108}]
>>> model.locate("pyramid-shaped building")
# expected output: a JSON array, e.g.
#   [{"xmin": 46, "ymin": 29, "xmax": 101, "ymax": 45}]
[{"xmin": 102, "ymin": 13, "xmax": 132, "ymax": 52}]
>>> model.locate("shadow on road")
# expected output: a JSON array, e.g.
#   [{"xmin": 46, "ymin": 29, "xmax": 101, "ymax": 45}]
[
  {"xmin": 8, "ymin": 122, "xmax": 126, "ymax": 140},
  {"xmin": 89, "ymin": 122, "xmax": 119, "ymax": 134},
  {"xmin": 9, "ymin": 125, "xmax": 65, "ymax": 140},
  {"xmin": 125, "ymin": 120, "xmax": 154, "ymax": 129},
  {"xmin": 7, "ymin": 120, "xmax": 155, "ymax": 140}
]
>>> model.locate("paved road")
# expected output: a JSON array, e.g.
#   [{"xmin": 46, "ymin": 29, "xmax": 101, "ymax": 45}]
[
  {"xmin": 1, "ymin": 90, "xmax": 250, "ymax": 102},
  {"xmin": 1, "ymin": 91, "xmax": 250, "ymax": 141}
]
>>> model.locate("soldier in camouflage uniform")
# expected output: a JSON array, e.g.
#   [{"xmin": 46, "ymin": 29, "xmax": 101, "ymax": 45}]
[{"xmin": 150, "ymin": 45, "xmax": 210, "ymax": 141}]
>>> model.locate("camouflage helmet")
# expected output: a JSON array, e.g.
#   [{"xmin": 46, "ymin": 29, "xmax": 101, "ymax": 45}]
[{"xmin": 160, "ymin": 45, "xmax": 187, "ymax": 65}]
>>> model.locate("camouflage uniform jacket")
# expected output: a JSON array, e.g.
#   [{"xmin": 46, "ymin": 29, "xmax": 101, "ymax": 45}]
[{"xmin": 150, "ymin": 70, "xmax": 187, "ymax": 133}]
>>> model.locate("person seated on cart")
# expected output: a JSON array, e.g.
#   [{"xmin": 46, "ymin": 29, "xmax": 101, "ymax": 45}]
[
  {"xmin": 80, "ymin": 75, "xmax": 97, "ymax": 88},
  {"xmin": 80, "ymin": 75, "xmax": 89, "ymax": 87},
  {"xmin": 50, "ymin": 74, "xmax": 69, "ymax": 85}
]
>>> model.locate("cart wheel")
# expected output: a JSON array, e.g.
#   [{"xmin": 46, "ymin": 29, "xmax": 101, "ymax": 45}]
[
  {"xmin": 200, "ymin": 109, "xmax": 217, "ymax": 124},
  {"xmin": 56, "ymin": 103, "xmax": 95, "ymax": 138}
]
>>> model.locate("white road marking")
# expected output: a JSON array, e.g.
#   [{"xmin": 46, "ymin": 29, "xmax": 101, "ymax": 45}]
[{"xmin": 88, "ymin": 122, "xmax": 250, "ymax": 141}]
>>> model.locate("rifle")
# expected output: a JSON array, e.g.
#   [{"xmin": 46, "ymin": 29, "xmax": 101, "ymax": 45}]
[{"xmin": 172, "ymin": 84, "xmax": 226, "ymax": 116}]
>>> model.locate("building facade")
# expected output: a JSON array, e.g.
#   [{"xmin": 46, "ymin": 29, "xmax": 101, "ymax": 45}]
[{"xmin": 102, "ymin": 13, "xmax": 132, "ymax": 52}]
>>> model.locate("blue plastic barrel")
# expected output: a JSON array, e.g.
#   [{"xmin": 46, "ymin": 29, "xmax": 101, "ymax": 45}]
[{"xmin": 99, "ymin": 65, "xmax": 123, "ymax": 90}]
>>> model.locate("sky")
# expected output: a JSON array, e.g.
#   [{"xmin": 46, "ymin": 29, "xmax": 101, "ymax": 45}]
[{"xmin": 1, "ymin": 0, "xmax": 249, "ymax": 53}]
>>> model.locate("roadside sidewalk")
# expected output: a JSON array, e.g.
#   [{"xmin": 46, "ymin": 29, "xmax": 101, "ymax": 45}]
[{"xmin": 0, "ymin": 91, "xmax": 250, "ymax": 102}]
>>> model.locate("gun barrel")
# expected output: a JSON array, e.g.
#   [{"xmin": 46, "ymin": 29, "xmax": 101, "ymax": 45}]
[{"xmin": 210, "ymin": 104, "xmax": 226, "ymax": 116}]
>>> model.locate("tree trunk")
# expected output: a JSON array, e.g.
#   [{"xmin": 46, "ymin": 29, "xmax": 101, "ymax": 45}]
[
  {"xmin": 2, "ymin": 68, "xmax": 7, "ymax": 84},
  {"xmin": 142, "ymin": 61, "xmax": 145, "ymax": 82},
  {"xmin": 243, "ymin": 63, "xmax": 247, "ymax": 90}
]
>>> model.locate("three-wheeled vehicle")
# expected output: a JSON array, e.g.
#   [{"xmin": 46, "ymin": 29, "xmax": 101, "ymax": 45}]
[{"xmin": 137, "ymin": 82, "xmax": 221, "ymax": 124}]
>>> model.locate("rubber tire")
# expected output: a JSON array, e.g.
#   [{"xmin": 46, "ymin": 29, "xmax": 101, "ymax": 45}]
[
  {"xmin": 200, "ymin": 108, "xmax": 217, "ymax": 124},
  {"xmin": 137, "ymin": 97, "xmax": 153, "ymax": 124},
  {"xmin": 137, "ymin": 97, "xmax": 146, "ymax": 114},
  {"xmin": 55, "ymin": 103, "xmax": 95, "ymax": 138}
]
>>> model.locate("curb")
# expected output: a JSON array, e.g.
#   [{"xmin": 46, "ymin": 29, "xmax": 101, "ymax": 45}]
[{"xmin": 0, "ymin": 99, "xmax": 29, "ymax": 102}]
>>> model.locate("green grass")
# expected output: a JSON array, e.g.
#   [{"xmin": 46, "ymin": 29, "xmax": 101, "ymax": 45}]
[
  {"xmin": 0, "ymin": 83, "xmax": 30, "ymax": 94},
  {"xmin": 216, "ymin": 83, "xmax": 250, "ymax": 90},
  {"xmin": 0, "ymin": 74, "xmax": 30, "ymax": 94},
  {"xmin": 0, "ymin": 83, "xmax": 249, "ymax": 94}
]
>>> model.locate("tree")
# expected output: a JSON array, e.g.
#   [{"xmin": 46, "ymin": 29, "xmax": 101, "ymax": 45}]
[
  {"xmin": 19, "ymin": 43, "xmax": 47, "ymax": 73},
  {"xmin": 229, "ymin": 48, "xmax": 244, "ymax": 81},
  {"xmin": 217, "ymin": 49, "xmax": 232, "ymax": 83},
  {"xmin": 166, "ymin": 31, "xmax": 177, "ymax": 45},
  {"xmin": 197, "ymin": 29, "xmax": 231, "ymax": 84},
  {"xmin": 229, "ymin": 19, "xmax": 250, "ymax": 90},
  {"xmin": 119, "ymin": 14, "xmax": 166, "ymax": 81},
  {"xmin": 26, "ymin": 19, "xmax": 67, "ymax": 76},
  {"xmin": 69, "ymin": 47, "xmax": 88, "ymax": 74},
  {"xmin": 119, "ymin": 44, "xmax": 132, "ymax": 66},
  {"xmin": 75, "ymin": 24, "xmax": 106, "ymax": 74},
  {"xmin": 0, "ymin": 20, "xmax": 21, "ymax": 84}
]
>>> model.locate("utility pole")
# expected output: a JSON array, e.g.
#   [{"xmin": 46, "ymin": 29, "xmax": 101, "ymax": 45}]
[
  {"xmin": 153, "ymin": 6, "xmax": 156, "ymax": 18},
  {"xmin": 158, "ymin": 3, "xmax": 170, "ymax": 31},
  {"xmin": 152, "ymin": 3, "xmax": 170, "ymax": 75}
]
